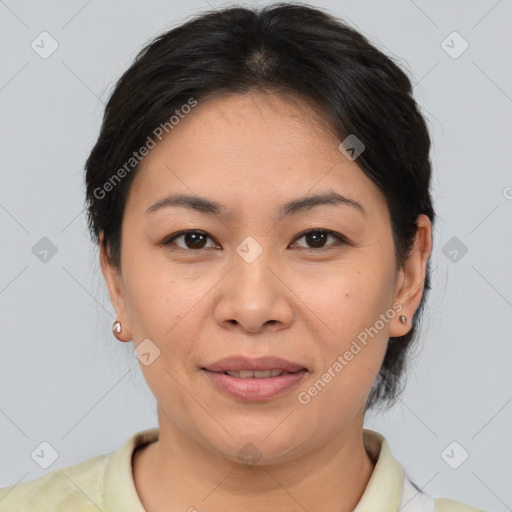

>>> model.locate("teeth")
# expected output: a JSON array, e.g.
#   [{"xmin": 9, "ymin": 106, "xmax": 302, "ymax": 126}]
[{"xmin": 225, "ymin": 369, "xmax": 286, "ymax": 378}]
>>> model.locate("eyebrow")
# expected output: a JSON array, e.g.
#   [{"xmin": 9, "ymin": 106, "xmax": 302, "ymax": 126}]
[{"xmin": 144, "ymin": 191, "xmax": 365, "ymax": 218}]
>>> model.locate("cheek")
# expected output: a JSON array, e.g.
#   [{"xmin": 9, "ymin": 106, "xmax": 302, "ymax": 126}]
[
  {"xmin": 122, "ymin": 261, "xmax": 206, "ymax": 404},
  {"xmin": 120, "ymin": 245, "xmax": 193, "ymax": 341},
  {"xmin": 299, "ymin": 255, "xmax": 396, "ymax": 400},
  {"xmin": 295, "ymin": 269, "xmax": 393, "ymax": 423},
  {"xmin": 125, "ymin": 276, "xmax": 201, "ymax": 345},
  {"xmin": 309, "ymin": 257, "xmax": 397, "ymax": 340}
]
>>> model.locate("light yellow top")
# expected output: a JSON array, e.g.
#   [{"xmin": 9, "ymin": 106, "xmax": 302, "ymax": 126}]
[{"xmin": 0, "ymin": 428, "xmax": 484, "ymax": 511}]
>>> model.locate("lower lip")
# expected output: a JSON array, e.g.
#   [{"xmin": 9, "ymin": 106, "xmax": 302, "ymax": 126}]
[{"xmin": 201, "ymin": 369, "xmax": 308, "ymax": 402}]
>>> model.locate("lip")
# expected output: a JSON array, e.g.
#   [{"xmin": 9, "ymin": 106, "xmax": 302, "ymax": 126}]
[
  {"xmin": 202, "ymin": 355, "xmax": 307, "ymax": 373},
  {"xmin": 201, "ymin": 368, "xmax": 308, "ymax": 402},
  {"xmin": 200, "ymin": 355, "xmax": 309, "ymax": 402}
]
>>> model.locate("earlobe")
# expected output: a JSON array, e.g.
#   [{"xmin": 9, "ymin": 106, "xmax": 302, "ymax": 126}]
[
  {"xmin": 389, "ymin": 214, "xmax": 432, "ymax": 338},
  {"xmin": 99, "ymin": 232, "xmax": 133, "ymax": 341}
]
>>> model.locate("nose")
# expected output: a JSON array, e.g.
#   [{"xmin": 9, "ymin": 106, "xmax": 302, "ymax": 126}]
[{"xmin": 213, "ymin": 242, "xmax": 294, "ymax": 334}]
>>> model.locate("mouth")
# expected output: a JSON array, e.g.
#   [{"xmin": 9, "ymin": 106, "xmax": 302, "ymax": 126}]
[
  {"xmin": 200, "ymin": 356, "xmax": 309, "ymax": 401},
  {"xmin": 215, "ymin": 369, "xmax": 301, "ymax": 378}
]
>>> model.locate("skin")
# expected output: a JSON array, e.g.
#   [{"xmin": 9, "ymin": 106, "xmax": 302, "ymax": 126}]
[{"xmin": 100, "ymin": 90, "xmax": 432, "ymax": 512}]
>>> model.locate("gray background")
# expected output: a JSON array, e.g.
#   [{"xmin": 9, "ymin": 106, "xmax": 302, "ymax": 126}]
[{"xmin": 0, "ymin": 0, "xmax": 511, "ymax": 510}]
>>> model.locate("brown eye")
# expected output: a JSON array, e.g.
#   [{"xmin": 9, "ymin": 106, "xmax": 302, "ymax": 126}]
[
  {"xmin": 292, "ymin": 229, "xmax": 346, "ymax": 250},
  {"xmin": 164, "ymin": 231, "xmax": 217, "ymax": 250}
]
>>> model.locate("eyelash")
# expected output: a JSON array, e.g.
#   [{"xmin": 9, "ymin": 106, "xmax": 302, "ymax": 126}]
[{"xmin": 161, "ymin": 229, "xmax": 349, "ymax": 252}]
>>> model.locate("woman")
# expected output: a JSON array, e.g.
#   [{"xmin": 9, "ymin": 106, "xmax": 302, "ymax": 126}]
[{"xmin": 0, "ymin": 3, "xmax": 484, "ymax": 511}]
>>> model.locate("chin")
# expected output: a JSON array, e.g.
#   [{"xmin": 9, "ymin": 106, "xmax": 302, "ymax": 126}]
[{"xmin": 204, "ymin": 425, "xmax": 308, "ymax": 466}]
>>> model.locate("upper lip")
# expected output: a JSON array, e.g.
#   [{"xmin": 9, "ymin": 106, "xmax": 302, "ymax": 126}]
[{"xmin": 202, "ymin": 356, "xmax": 307, "ymax": 373}]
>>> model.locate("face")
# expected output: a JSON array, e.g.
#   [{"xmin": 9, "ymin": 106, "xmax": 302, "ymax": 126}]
[{"xmin": 101, "ymin": 91, "xmax": 431, "ymax": 463}]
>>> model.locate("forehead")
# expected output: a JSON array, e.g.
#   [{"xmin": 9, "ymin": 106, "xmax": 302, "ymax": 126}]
[
  {"xmin": 153, "ymin": 91, "xmax": 340, "ymax": 161},
  {"xmin": 192, "ymin": 90, "xmax": 331, "ymax": 134},
  {"xmin": 125, "ymin": 91, "xmax": 387, "ymax": 218}
]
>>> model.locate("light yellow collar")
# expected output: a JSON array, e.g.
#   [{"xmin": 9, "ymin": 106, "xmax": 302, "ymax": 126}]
[
  {"xmin": 354, "ymin": 429, "xmax": 404, "ymax": 511},
  {"xmin": 102, "ymin": 427, "xmax": 403, "ymax": 511}
]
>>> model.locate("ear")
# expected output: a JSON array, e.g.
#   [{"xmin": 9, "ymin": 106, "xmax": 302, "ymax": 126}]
[
  {"xmin": 99, "ymin": 232, "xmax": 132, "ymax": 341},
  {"xmin": 389, "ymin": 214, "xmax": 433, "ymax": 337}
]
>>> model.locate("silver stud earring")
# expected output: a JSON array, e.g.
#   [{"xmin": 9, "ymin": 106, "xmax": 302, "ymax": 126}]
[{"xmin": 399, "ymin": 315, "xmax": 407, "ymax": 324}]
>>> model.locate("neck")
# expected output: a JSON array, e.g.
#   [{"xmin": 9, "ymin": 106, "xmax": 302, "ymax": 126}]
[{"xmin": 133, "ymin": 410, "xmax": 375, "ymax": 512}]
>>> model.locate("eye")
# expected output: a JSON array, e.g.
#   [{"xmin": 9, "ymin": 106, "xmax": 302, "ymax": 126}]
[
  {"xmin": 162, "ymin": 230, "xmax": 219, "ymax": 250},
  {"xmin": 291, "ymin": 229, "xmax": 347, "ymax": 250},
  {"xmin": 162, "ymin": 228, "xmax": 348, "ymax": 252}
]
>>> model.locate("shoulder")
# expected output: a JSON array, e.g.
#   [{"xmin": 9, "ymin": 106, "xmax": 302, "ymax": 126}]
[
  {"xmin": 0, "ymin": 427, "xmax": 159, "ymax": 512},
  {"xmin": 434, "ymin": 498, "xmax": 486, "ymax": 512},
  {"xmin": 0, "ymin": 453, "xmax": 111, "ymax": 512},
  {"xmin": 363, "ymin": 429, "xmax": 486, "ymax": 512}
]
